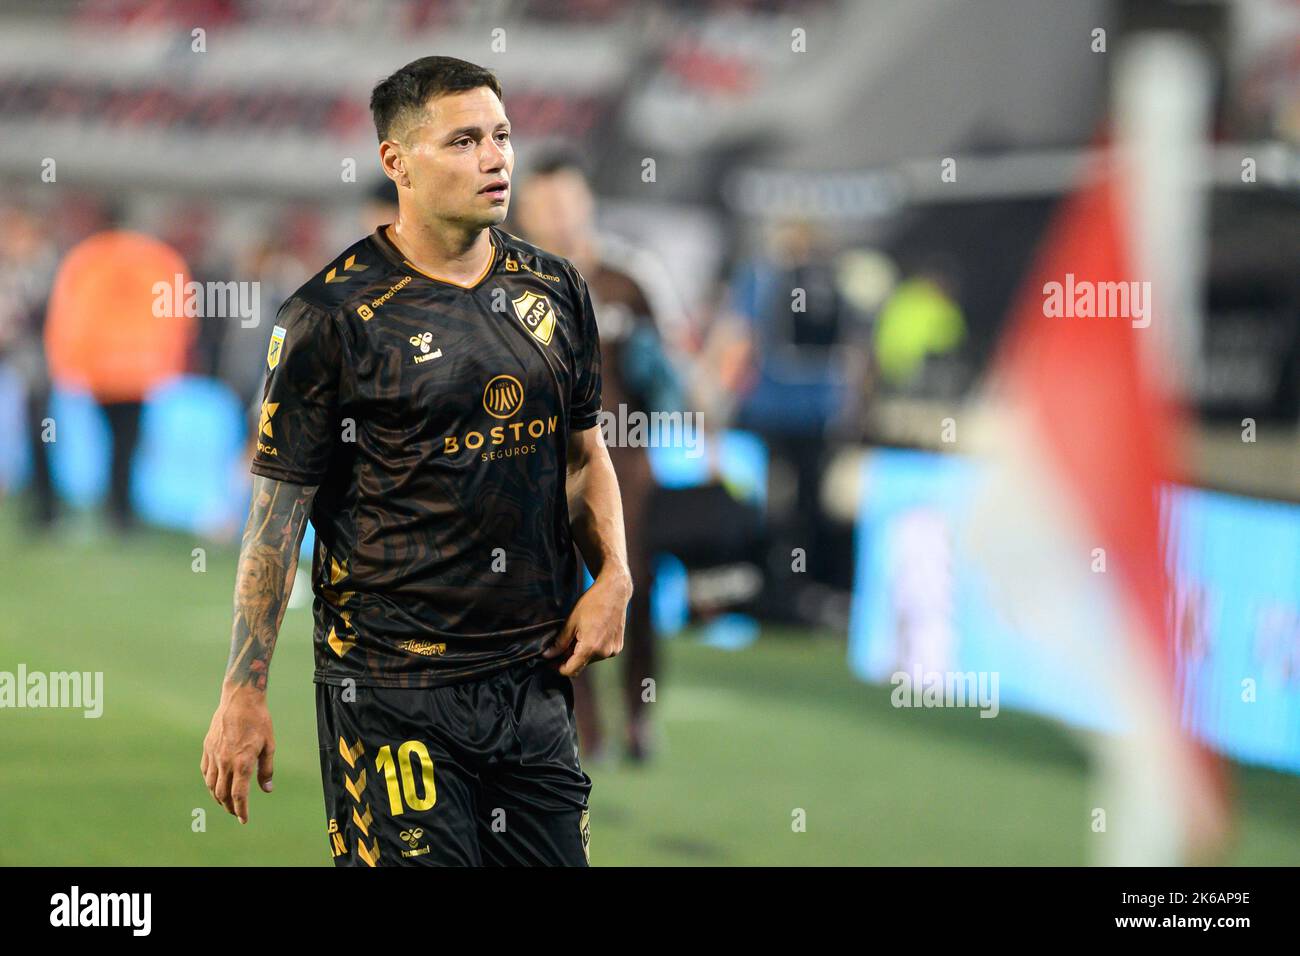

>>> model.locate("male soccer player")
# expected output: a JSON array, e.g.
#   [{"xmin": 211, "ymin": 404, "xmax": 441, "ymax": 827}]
[{"xmin": 200, "ymin": 56, "xmax": 632, "ymax": 867}]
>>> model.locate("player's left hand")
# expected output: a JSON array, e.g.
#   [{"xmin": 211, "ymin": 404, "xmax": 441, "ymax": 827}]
[{"xmin": 543, "ymin": 574, "xmax": 631, "ymax": 677}]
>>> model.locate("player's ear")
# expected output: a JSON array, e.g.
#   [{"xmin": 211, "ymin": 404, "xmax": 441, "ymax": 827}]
[{"xmin": 379, "ymin": 140, "xmax": 411, "ymax": 189}]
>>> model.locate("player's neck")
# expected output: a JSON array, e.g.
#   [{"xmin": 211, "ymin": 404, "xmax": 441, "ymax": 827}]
[{"xmin": 385, "ymin": 217, "xmax": 492, "ymax": 286}]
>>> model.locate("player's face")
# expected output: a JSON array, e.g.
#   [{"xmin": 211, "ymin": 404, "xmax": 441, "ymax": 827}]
[{"xmin": 400, "ymin": 87, "xmax": 514, "ymax": 230}]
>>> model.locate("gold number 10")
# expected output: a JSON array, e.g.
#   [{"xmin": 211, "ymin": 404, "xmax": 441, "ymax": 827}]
[{"xmin": 374, "ymin": 740, "xmax": 437, "ymax": 815}]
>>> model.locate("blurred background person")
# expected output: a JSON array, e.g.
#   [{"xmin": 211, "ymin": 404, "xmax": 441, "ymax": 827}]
[
  {"xmin": 513, "ymin": 151, "xmax": 686, "ymax": 763},
  {"xmin": 43, "ymin": 218, "xmax": 194, "ymax": 532},
  {"xmin": 727, "ymin": 218, "xmax": 870, "ymax": 626},
  {"xmin": 872, "ymin": 263, "xmax": 967, "ymax": 393},
  {"xmin": 0, "ymin": 203, "xmax": 60, "ymax": 530}
]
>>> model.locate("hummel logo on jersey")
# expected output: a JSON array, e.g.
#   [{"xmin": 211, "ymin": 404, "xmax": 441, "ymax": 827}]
[
  {"xmin": 409, "ymin": 332, "xmax": 443, "ymax": 364},
  {"xmin": 400, "ymin": 827, "xmax": 430, "ymax": 858}
]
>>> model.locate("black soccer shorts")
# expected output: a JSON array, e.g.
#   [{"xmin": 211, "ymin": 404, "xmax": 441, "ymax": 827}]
[{"xmin": 316, "ymin": 654, "xmax": 592, "ymax": 867}]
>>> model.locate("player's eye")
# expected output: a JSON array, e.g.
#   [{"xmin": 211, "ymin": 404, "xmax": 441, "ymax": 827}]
[
  {"xmin": 495, "ymin": 131, "xmax": 511, "ymax": 144},
  {"xmin": 452, "ymin": 137, "xmax": 474, "ymax": 149}
]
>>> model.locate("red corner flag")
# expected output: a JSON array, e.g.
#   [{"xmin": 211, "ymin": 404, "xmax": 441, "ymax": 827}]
[{"xmin": 973, "ymin": 158, "xmax": 1229, "ymax": 864}]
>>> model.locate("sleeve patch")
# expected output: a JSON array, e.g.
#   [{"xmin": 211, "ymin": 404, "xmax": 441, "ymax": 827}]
[{"xmin": 267, "ymin": 324, "xmax": 287, "ymax": 369}]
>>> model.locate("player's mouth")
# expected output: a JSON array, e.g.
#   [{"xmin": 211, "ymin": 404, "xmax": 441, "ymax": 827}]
[{"xmin": 479, "ymin": 180, "xmax": 510, "ymax": 199}]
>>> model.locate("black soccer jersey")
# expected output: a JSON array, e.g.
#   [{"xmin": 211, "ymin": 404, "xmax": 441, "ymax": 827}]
[{"xmin": 250, "ymin": 225, "xmax": 602, "ymax": 688}]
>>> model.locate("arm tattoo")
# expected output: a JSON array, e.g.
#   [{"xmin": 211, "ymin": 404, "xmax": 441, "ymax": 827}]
[{"xmin": 225, "ymin": 476, "xmax": 318, "ymax": 691}]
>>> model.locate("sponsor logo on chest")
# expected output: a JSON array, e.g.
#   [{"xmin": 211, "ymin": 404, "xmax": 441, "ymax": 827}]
[{"xmin": 440, "ymin": 374, "xmax": 559, "ymax": 463}]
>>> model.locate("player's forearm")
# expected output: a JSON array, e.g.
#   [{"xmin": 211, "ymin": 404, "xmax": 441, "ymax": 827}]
[
  {"xmin": 223, "ymin": 475, "xmax": 318, "ymax": 694},
  {"xmin": 566, "ymin": 438, "xmax": 633, "ymax": 597}
]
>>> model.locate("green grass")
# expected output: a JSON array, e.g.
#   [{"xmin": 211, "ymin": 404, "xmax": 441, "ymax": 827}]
[{"xmin": 1, "ymin": 502, "xmax": 1298, "ymax": 865}]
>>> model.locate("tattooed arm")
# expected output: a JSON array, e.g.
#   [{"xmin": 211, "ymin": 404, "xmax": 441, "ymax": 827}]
[
  {"xmin": 201, "ymin": 475, "xmax": 318, "ymax": 824},
  {"xmin": 224, "ymin": 476, "xmax": 318, "ymax": 690}
]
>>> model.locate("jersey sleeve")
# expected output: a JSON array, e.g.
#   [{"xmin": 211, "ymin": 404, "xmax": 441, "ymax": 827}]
[
  {"xmin": 568, "ymin": 272, "xmax": 603, "ymax": 431},
  {"xmin": 250, "ymin": 296, "xmax": 343, "ymax": 485}
]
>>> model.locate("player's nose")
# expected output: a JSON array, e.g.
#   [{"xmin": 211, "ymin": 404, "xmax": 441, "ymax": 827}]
[{"xmin": 481, "ymin": 139, "xmax": 509, "ymax": 172}]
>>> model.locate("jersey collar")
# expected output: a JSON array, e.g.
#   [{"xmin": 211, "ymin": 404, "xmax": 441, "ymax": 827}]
[{"xmin": 369, "ymin": 224, "xmax": 499, "ymax": 291}]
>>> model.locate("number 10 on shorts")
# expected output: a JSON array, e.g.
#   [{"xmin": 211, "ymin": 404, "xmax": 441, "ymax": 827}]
[{"xmin": 374, "ymin": 740, "xmax": 437, "ymax": 815}]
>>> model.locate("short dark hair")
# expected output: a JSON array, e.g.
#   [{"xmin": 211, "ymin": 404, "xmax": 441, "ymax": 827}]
[{"xmin": 370, "ymin": 56, "xmax": 503, "ymax": 143}]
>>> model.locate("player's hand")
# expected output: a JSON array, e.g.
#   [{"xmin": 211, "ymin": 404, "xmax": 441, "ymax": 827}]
[
  {"xmin": 543, "ymin": 574, "xmax": 632, "ymax": 677},
  {"xmin": 201, "ymin": 684, "xmax": 275, "ymax": 824}
]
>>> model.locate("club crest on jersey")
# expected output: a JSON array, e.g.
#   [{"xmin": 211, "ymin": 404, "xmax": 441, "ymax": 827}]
[
  {"xmin": 267, "ymin": 325, "xmax": 286, "ymax": 369},
  {"xmin": 511, "ymin": 291, "xmax": 556, "ymax": 346}
]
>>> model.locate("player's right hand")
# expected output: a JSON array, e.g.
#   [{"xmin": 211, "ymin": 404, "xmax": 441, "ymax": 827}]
[{"xmin": 201, "ymin": 684, "xmax": 276, "ymax": 825}]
